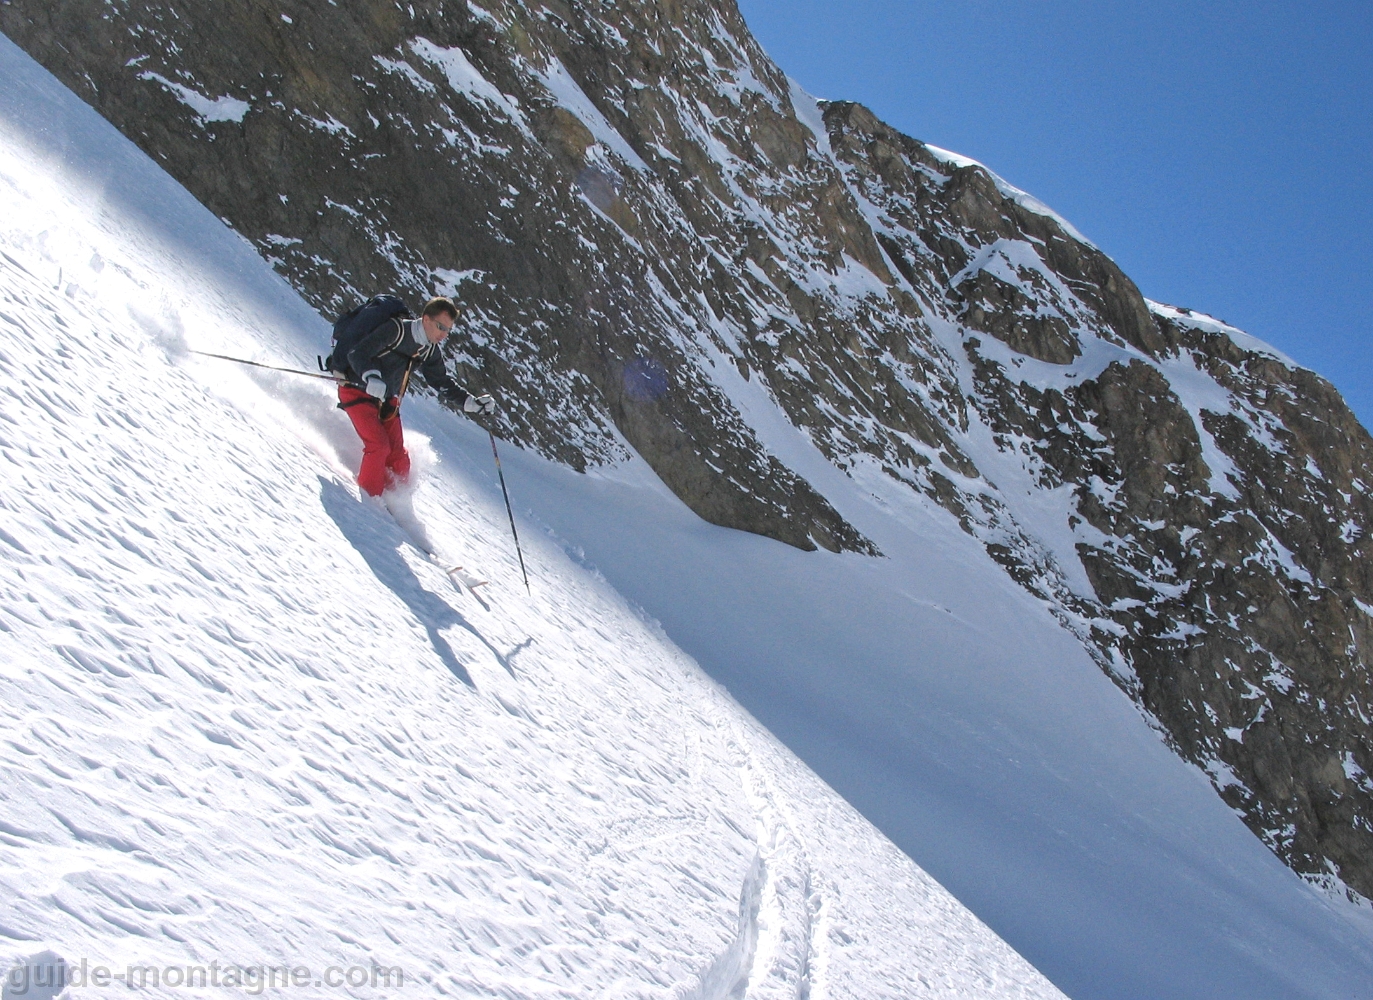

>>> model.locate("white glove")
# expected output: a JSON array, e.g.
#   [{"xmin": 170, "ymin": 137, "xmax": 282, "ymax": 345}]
[
  {"xmin": 362, "ymin": 372, "xmax": 387, "ymax": 400},
  {"xmin": 463, "ymin": 393, "xmax": 496, "ymax": 415}
]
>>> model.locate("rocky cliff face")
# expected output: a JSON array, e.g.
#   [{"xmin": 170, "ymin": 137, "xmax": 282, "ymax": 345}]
[{"xmin": 6, "ymin": 0, "xmax": 1371, "ymax": 901}]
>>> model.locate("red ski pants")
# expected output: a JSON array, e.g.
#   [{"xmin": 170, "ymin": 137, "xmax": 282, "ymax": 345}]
[{"xmin": 339, "ymin": 386, "xmax": 410, "ymax": 496}]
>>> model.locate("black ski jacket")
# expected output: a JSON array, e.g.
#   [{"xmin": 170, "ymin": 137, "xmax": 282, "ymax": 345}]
[{"xmin": 345, "ymin": 317, "xmax": 472, "ymax": 407}]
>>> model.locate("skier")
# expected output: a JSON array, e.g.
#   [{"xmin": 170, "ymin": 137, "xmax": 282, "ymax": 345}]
[{"xmin": 334, "ymin": 295, "xmax": 494, "ymax": 498}]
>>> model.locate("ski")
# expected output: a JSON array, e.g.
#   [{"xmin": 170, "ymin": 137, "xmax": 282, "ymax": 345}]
[
  {"xmin": 430, "ymin": 555, "xmax": 489, "ymax": 595},
  {"xmin": 364, "ymin": 490, "xmax": 491, "ymax": 599}
]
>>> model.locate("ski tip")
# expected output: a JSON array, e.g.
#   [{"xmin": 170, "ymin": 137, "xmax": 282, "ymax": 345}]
[{"xmin": 440, "ymin": 565, "xmax": 489, "ymax": 590}]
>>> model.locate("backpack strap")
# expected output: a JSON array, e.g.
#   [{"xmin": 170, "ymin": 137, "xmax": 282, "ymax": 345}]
[
  {"xmin": 365, "ymin": 317, "xmax": 407, "ymax": 363},
  {"xmin": 338, "ymin": 317, "xmax": 409, "ymax": 387},
  {"xmin": 394, "ymin": 350, "xmax": 420, "ymax": 407},
  {"xmin": 401, "ymin": 359, "xmax": 416, "ymax": 393},
  {"xmin": 388, "ymin": 320, "xmax": 426, "ymax": 403}
]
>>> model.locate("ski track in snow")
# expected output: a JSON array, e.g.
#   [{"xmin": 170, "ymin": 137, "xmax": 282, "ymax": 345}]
[{"xmin": 0, "ymin": 39, "xmax": 1064, "ymax": 1000}]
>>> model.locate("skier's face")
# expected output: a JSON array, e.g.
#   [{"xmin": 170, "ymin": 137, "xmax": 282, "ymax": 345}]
[{"xmin": 421, "ymin": 312, "xmax": 455, "ymax": 345}]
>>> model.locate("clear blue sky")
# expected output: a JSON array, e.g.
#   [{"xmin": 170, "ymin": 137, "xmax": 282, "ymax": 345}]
[{"xmin": 736, "ymin": 0, "xmax": 1373, "ymax": 427}]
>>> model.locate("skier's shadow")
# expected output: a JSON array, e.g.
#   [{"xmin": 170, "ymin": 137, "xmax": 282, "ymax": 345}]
[{"xmin": 319, "ymin": 477, "xmax": 500, "ymax": 688}]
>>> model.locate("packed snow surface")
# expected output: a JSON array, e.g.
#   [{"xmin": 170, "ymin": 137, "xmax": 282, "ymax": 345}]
[{"xmin": 3, "ymin": 35, "xmax": 1373, "ymax": 1000}]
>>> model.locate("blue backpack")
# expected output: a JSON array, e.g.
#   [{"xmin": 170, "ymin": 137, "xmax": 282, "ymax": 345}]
[{"xmin": 321, "ymin": 294, "xmax": 411, "ymax": 377}]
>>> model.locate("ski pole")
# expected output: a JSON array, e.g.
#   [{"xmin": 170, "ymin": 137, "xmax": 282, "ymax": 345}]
[
  {"xmin": 489, "ymin": 430, "xmax": 531, "ymax": 596},
  {"xmin": 188, "ymin": 350, "xmax": 346, "ymax": 382}
]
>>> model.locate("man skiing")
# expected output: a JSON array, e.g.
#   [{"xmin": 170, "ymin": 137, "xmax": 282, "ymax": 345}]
[{"xmin": 334, "ymin": 295, "xmax": 494, "ymax": 498}]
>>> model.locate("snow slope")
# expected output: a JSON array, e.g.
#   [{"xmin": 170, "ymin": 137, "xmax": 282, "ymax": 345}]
[
  {"xmin": 3, "ymin": 35, "xmax": 1373, "ymax": 1000},
  {"xmin": 0, "ymin": 37, "xmax": 1065, "ymax": 1000}
]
